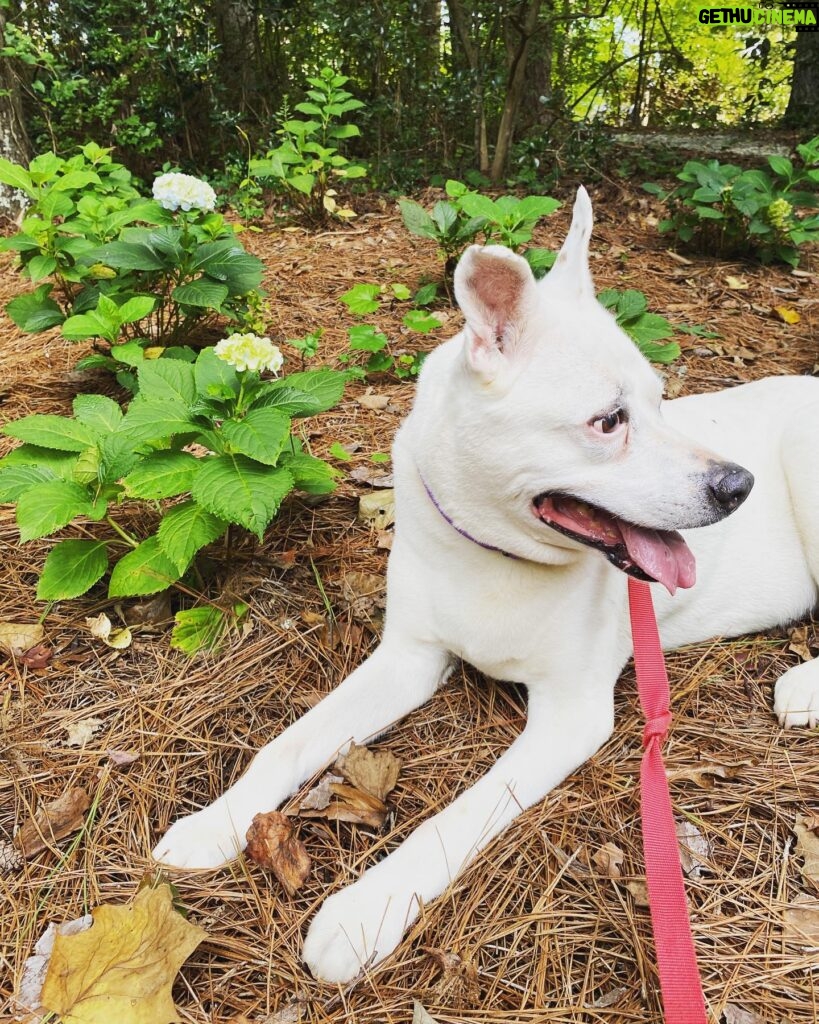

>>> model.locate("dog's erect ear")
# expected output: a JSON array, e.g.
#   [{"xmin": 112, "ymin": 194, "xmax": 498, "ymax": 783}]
[
  {"xmin": 454, "ymin": 244, "xmax": 538, "ymax": 378},
  {"xmin": 543, "ymin": 186, "xmax": 594, "ymax": 299}
]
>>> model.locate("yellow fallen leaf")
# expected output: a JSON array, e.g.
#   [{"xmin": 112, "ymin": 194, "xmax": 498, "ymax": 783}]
[
  {"xmin": 725, "ymin": 275, "xmax": 748, "ymax": 290},
  {"xmin": 774, "ymin": 306, "xmax": 800, "ymax": 325},
  {"xmin": 0, "ymin": 622, "xmax": 44, "ymax": 657},
  {"xmin": 358, "ymin": 490, "xmax": 395, "ymax": 529},
  {"xmin": 40, "ymin": 884, "xmax": 205, "ymax": 1024},
  {"xmin": 794, "ymin": 815, "xmax": 819, "ymax": 883},
  {"xmin": 85, "ymin": 613, "xmax": 132, "ymax": 650}
]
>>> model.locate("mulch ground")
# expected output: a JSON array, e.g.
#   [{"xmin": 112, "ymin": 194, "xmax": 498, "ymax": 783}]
[{"xmin": 1, "ymin": 180, "xmax": 818, "ymax": 1024}]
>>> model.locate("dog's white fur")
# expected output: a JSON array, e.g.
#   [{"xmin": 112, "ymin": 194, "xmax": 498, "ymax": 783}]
[{"xmin": 153, "ymin": 189, "xmax": 819, "ymax": 984}]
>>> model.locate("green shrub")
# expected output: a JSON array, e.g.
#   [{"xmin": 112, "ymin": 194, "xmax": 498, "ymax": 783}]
[
  {"xmin": 643, "ymin": 137, "xmax": 819, "ymax": 266},
  {"xmin": 250, "ymin": 68, "xmax": 367, "ymax": 224},
  {"xmin": 0, "ymin": 338, "xmax": 345, "ymax": 618},
  {"xmin": 0, "ymin": 145, "xmax": 265, "ymax": 351}
]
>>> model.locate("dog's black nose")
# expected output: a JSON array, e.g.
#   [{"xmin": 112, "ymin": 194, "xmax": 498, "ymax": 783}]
[{"xmin": 707, "ymin": 462, "xmax": 754, "ymax": 513}]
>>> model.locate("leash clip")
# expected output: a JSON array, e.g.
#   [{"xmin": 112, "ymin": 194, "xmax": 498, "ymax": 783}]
[{"xmin": 643, "ymin": 709, "xmax": 672, "ymax": 747}]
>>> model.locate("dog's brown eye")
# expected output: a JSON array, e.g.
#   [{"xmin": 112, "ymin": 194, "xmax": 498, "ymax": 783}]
[{"xmin": 592, "ymin": 409, "xmax": 626, "ymax": 434}]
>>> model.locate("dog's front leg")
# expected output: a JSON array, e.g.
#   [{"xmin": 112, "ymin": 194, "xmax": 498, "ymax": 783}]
[
  {"xmin": 302, "ymin": 679, "xmax": 616, "ymax": 984},
  {"xmin": 152, "ymin": 635, "xmax": 449, "ymax": 870}
]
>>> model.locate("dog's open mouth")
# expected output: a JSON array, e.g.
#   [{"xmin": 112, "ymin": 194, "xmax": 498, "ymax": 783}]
[{"xmin": 533, "ymin": 493, "xmax": 696, "ymax": 595}]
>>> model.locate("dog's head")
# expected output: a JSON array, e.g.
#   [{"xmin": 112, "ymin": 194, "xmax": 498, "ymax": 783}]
[{"xmin": 429, "ymin": 188, "xmax": 753, "ymax": 594}]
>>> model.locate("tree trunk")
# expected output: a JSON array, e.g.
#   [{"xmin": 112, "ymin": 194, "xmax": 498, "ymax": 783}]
[
  {"xmin": 0, "ymin": 8, "xmax": 31, "ymax": 223},
  {"xmin": 447, "ymin": 0, "xmax": 490, "ymax": 172},
  {"xmin": 213, "ymin": 0, "xmax": 263, "ymax": 129},
  {"xmin": 784, "ymin": 30, "xmax": 819, "ymax": 131},
  {"xmin": 490, "ymin": 0, "xmax": 543, "ymax": 182}
]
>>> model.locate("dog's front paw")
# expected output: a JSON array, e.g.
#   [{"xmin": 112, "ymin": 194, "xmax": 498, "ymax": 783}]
[
  {"xmin": 774, "ymin": 662, "xmax": 819, "ymax": 729},
  {"xmin": 303, "ymin": 876, "xmax": 418, "ymax": 984},
  {"xmin": 152, "ymin": 800, "xmax": 247, "ymax": 869}
]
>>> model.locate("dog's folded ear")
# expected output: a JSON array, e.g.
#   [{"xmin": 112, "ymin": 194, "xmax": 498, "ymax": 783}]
[
  {"xmin": 454, "ymin": 244, "xmax": 539, "ymax": 379},
  {"xmin": 542, "ymin": 186, "xmax": 594, "ymax": 299}
]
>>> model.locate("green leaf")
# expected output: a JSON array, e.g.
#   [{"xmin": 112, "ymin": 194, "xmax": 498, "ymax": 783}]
[
  {"xmin": 767, "ymin": 155, "xmax": 793, "ymax": 180},
  {"xmin": 136, "ymin": 359, "xmax": 196, "ymax": 407},
  {"xmin": 122, "ymin": 451, "xmax": 201, "ymax": 499},
  {"xmin": 515, "ymin": 195, "xmax": 560, "ymax": 220},
  {"xmin": 348, "ymin": 324, "xmax": 388, "ymax": 352},
  {"xmin": 457, "ymin": 193, "xmax": 499, "ymax": 221},
  {"xmin": 37, "ymin": 540, "xmax": 109, "ymax": 600},
  {"xmin": 157, "ymin": 500, "xmax": 227, "ymax": 573},
  {"xmin": 280, "ymin": 452, "xmax": 339, "ymax": 494},
  {"xmin": 27, "ymin": 253, "xmax": 58, "ymax": 283},
  {"xmin": 170, "ymin": 603, "xmax": 247, "ymax": 656},
  {"xmin": 62, "ymin": 310, "xmax": 115, "ymax": 343},
  {"xmin": 0, "ymin": 444, "xmax": 78, "ymax": 479},
  {"xmin": 391, "ymin": 283, "xmax": 411, "ymax": 301},
  {"xmin": 88, "ymin": 239, "xmax": 166, "ymax": 271},
  {"xmin": 191, "ymin": 455, "xmax": 294, "ymax": 539},
  {"xmin": 6, "ymin": 284, "xmax": 64, "ymax": 332},
  {"xmin": 413, "ymin": 283, "xmax": 438, "ymax": 306},
  {"xmin": 16, "ymin": 479, "xmax": 96, "ymax": 541},
  {"xmin": 190, "ymin": 241, "xmax": 263, "ymax": 292},
  {"xmin": 615, "ymin": 290, "xmax": 648, "ymax": 321},
  {"xmin": 635, "ymin": 339, "xmax": 681, "ymax": 364},
  {"xmin": 172, "ymin": 278, "xmax": 229, "ymax": 310},
  {"xmin": 256, "ymin": 369, "xmax": 346, "ymax": 417},
  {"xmin": 625, "ymin": 313, "xmax": 675, "ymax": 345},
  {"xmin": 221, "ymin": 407, "xmax": 291, "ymax": 466},
  {"xmin": 0, "ymin": 464, "xmax": 57, "ymax": 501},
  {"xmin": 340, "ymin": 283, "xmax": 381, "ymax": 315},
  {"xmin": 98, "ymin": 431, "xmax": 142, "ymax": 482},
  {"xmin": 118, "ymin": 295, "xmax": 156, "ymax": 324},
  {"xmin": 329, "ymin": 441, "xmax": 352, "ymax": 461},
  {"xmin": 398, "ymin": 200, "xmax": 437, "ymax": 240},
  {"xmin": 72, "ymin": 394, "xmax": 123, "ymax": 435},
  {"xmin": 0, "ymin": 157, "xmax": 35, "ymax": 196},
  {"xmin": 194, "ymin": 346, "xmax": 239, "ymax": 401},
  {"xmin": 3, "ymin": 414, "xmax": 97, "ymax": 452},
  {"xmin": 108, "ymin": 535, "xmax": 181, "ymax": 598},
  {"xmin": 402, "ymin": 309, "xmax": 442, "ymax": 333},
  {"xmin": 121, "ymin": 399, "xmax": 197, "ymax": 444}
]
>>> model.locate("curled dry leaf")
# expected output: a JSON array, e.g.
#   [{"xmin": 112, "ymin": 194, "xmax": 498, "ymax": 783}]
[
  {"xmin": 64, "ymin": 716, "xmax": 104, "ymax": 748},
  {"xmin": 245, "ymin": 811, "xmax": 312, "ymax": 896},
  {"xmin": 783, "ymin": 893, "xmax": 819, "ymax": 945},
  {"xmin": 677, "ymin": 819, "xmax": 712, "ymax": 879},
  {"xmin": 86, "ymin": 612, "xmax": 132, "ymax": 649},
  {"xmin": 794, "ymin": 815, "xmax": 819, "ymax": 883},
  {"xmin": 787, "ymin": 624, "xmax": 816, "ymax": 662},
  {"xmin": 301, "ymin": 782, "xmax": 389, "ymax": 829},
  {"xmin": 39, "ymin": 884, "xmax": 205, "ymax": 1024},
  {"xmin": 0, "ymin": 622, "xmax": 44, "ymax": 657},
  {"xmin": 422, "ymin": 947, "xmax": 480, "ymax": 1010},
  {"xmin": 299, "ymin": 773, "xmax": 344, "ymax": 812},
  {"xmin": 336, "ymin": 742, "xmax": 401, "ymax": 801},
  {"xmin": 722, "ymin": 1005, "xmax": 764, "ymax": 1024},
  {"xmin": 18, "ymin": 643, "xmax": 54, "ymax": 668},
  {"xmin": 349, "ymin": 465, "xmax": 394, "ymax": 488},
  {"xmin": 592, "ymin": 841, "xmax": 625, "ymax": 878},
  {"xmin": 341, "ymin": 571, "xmax": 386, "ymax": 624},
  {"xmin": 358, "ymin": 489, "xmax": 395, "ymax": 530},
  {"xmin": 667, "ymin": 762, "xmax": 745, "ymax": 788},
  {"xmin": 15, "ymin": 786, "xmax": 90, "ymax": 858}
]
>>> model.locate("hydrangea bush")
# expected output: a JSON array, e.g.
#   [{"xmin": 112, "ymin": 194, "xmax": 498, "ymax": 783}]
[{"xmin": 0, "ymin": 145, "xmax": 265, "ymax": 355}]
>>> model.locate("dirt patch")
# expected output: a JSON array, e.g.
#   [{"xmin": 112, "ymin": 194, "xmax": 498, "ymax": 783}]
[{"xmin": 1, "ymin": 185, "xmax": 818, "ymax": 1023}]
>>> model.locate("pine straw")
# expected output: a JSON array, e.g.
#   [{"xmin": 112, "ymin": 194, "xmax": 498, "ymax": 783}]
[{"xmin": 1, "ymin": 185, "xmax": 818, "ymax": 1023}]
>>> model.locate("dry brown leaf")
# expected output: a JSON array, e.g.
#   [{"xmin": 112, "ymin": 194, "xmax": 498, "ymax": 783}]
[
  {"xmin": 624, "ymin": 879, "xmax": 650, "ymax": 906},
  {"xmin": 299, "ymin": 773, "xmax": 344, "ymax": 811},
  {"xmin": 794, "ymin": 815, "xmax": 819, "ymax": 883},
  {"xmin": 723, "ymin": 1005, "xmax": 764, "ymax": 1024},
  {"xmin": 591, "ymin": 986, "xmax": 628, "ymax": 1008},
  {"xmin": 774, "ymin": 305, "xmax": 801, "ymax": 325},
  {"xmin": 85, "ymin": 612, "xmax": 132, "ymax": 649},
  {"xmin": 356, "ymin": 392, "xmax": 390, "ymax": 411},
  {"xmin": 667, "ymin": 762, "xmax": 744, "ymax": 788},
  {"xmin": 300, "ymin": 781, "xmax": 389, "ymax": 829},
  {"xmin": 376, "ymin": 529, "xmax": 394, "ymax": 550},
  {"xmin": 64, "ymin": 717, "xmax": 104, "ymax": 748},
  {"xmin": 422, "ymin": 947, "xmax": 480, "ymax": 1010},
  {"xmin": 592, "ymin": 842, "xmax": 625, "ymax": 878},
  {"xmin": 264, "ymin": 1000, "xmax": 308, "ymax": 1023},
  {"xmin": 783, "ymin": 893, "xmax": 819, "ymax": 945},
  {"xmin": 336, "ymin": 742, "xmax": 401, "ymax": 801},
  {"xmin": 245, "ymin": 811, "xmax": 312, "ymax": 895},
  {"xmin": 358, "ymin": 489, "xmax": 395, "ymax": 530},
  {"xmin": 349, "ymin": 465, "xmax": 394, "ymax": 488},
  {"xmin": 341, "ymin": 570, "xmax": 386, "ymax": 623},
  {"xmin": 106, "ymin": 749, "xmax": 140, "ymax": 768},
  {"xmin": 0, "ymin": 622, "xmax": 44, "ymax": 657},
  {"xmin": 677, "ymin": 819, "xmax": 712, "ymax": 878},
  {"xmin": 18, "ymin": 643, "xmax": 53, "ymax": 668},
  {"xmin": 15, "ymin": 787, "xmax": 90, "ymax": 858},
  {"xmin": 412, "ymin": 1003, "xmax": 439, "ymax": 1024},
  {"xmin": 0, "ymin": 840, "xmax": 23, "ymax": 873},
  {"xmin": 40, "ymin": 885, "xmax": 205, "ymax": 1024},
  {"xmin": 121, "ymin": 591, "xmax": 172, "ymax": 626},
  {"xmin": 788, "ymin": 624, "xmax": 815, "ymax": 662}
]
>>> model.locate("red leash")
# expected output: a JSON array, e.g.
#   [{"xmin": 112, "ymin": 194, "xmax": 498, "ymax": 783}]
[{"xmin": 628, "ymin": 577, "xmax": 708, "ymax": 1024}]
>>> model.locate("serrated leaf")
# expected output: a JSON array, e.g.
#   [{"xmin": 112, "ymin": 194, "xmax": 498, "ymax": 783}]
[
  {"xmin": 87, "ymin": 239, "xmax": 166, "ymax": 271},
  {"xmin": 280, "ymin": 452, "xmax": 339, "ymax": 494},
  {"xmin": 16, "ymin": 480, "xmax": 96, "ymax": 541},
  {"xmin": 191, "ymin": 455, "xmax": 294, "ymax": 539},
  {"xmin": 0, "ymin": 156, "xmax": 34, "ymax": 195},
  {"xmin": 3, "ymin": 414, "xmax": 96, "ymax": 452},
  {"xmin": 340, "ymin": 283, "xmax": 381, "ymax": 315},
  {"xmin": 108, "ymin": 536, "xmax": 181, "ymax": 598},
  {"xmin": 157, "ymin": 500, "xmax": 226, "ymax": 573},
  {"xmin": 121, "ymin": 399, "xmax": 197, "ymax": 443},
  {"xmin": 615, "ymin": 289, "xmax": 648, "ymax": 320},
  {"xmin": 38, "ymin": 540, "xmax": 109, "ymax": 600},
  {"xmin": 256, "ymin": 369, "xmax": 345, "ymax": 417},
  {"xmin": 0, "ymin": 464, "xmax": 57, "ymax": 501},
  {"xmin": 398, "ymin": 199, "xmax": 437, "ymax": 239},
  {"xmin": 220, "ymin": 407, "xmax": 291, "ymax": 466},
  {"xmin": 122, "ymin": 452, "xmax": 201, "ymax": 499},
  {"xmin": 40, "ymin": 884, "xmax": 206, "ymax": 1024},
  {"xmin": 194, "ymin": 346, "xmax": 239, "ymax": 400},
  {"xmin": 0, "ymin": 444, "xmax": 78, "ymax": 478},
  {"xmin": 402, "ymin": 309, "xmax": 442, "ymax": 333},
  {"xmin": 118, "ymin": 294, "xmax": 156, "ymax": 323},
  {"xmin": 170, "ymin": 602, "xmax": 247, "ymax": 656},
  {"xmin": 136, "ymin": 359, "xmax": 196, "ymax": 408},
  {"xmin": 172, "ymin": 277, "xmax": 229, "ymax": 310},
  {"xmin": 5, "ymin": 284, "xmax": 64, "ymax": 332},
  {"xmin": 72, "ymin": 394, "xmax": 124, "ymax": 435}
]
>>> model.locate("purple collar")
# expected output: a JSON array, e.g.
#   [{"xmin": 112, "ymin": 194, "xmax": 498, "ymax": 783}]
[{"xmin": 420, "ymin": 474, "xmax": 518, "ymax": 559}]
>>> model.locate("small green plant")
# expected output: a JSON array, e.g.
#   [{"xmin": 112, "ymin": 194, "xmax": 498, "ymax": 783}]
[
  {"xmin": 0, "ymin": 337, "xmax": 345, "ymax": 626},
  {"xmin": 643, "ymin": 137, "xmax": 819, "ymax": 266},
  {"xmin": 250, "ymin": 68, "xmax": 367, "ymax": 224},
  {"xmin": 339, "ymin": 282, "xmax": 441, "ymax": 378},
  {"xmin": 597, "ymin": 288, "xmax": 717, "ymax": 364},
  {"xmin": 0, "ymin": 147, "xmax": 265, "ymax": 352},
  {"xmin": 399, "ymin": 179, "xmax": 558, "ymax": 279}
]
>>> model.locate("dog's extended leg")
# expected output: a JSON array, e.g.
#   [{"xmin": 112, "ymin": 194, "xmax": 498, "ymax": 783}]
[
  {"xmin": 152, "ymin": 636, "xmax": 449, "ymax": 869},
  {"xmin": 302, "ymin": 679, "xmax": 616, "ymax": 984}
]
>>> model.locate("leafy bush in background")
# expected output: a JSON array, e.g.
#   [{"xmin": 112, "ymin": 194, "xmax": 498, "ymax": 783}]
[
  {"xmin": 0, "ymin": 146, "xmax": 264, "ymax": 354},
  {"xmin": 643, "ymin": 136, "xmax": 819, "ymax": 266}
]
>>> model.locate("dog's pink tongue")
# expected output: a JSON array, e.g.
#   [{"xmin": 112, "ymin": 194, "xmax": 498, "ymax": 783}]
[{"xmin": 619, "ymin": 522, "xmax": 696, "ymax": 595}]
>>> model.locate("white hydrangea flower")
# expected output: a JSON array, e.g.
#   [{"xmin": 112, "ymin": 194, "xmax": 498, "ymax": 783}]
[
  {"xmin": 152, "ymin": 172, "xmax": 217, "ymax": 213},
  {"xmin": 214, "ymin": 333, "xmax": 284, "ymax": 373}
]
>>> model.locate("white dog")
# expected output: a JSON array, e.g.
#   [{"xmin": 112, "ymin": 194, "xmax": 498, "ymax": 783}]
[{"xmin": 154, "ymin": 189, "xmax": 819, "ymax": 984}]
